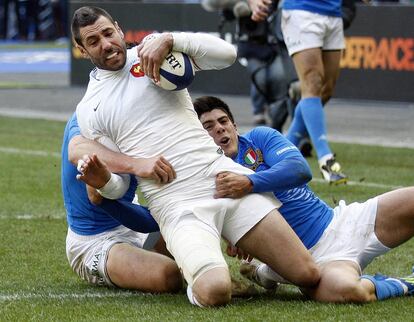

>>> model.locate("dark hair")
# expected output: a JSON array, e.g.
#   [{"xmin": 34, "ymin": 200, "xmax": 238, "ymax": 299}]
[
  {"xmin": 71, "ymin": 6, "xmax": 116, "ymax": 46},
  {"xmin": 193, "ymin": 96, "xmax": 235, "ymax": 123}
]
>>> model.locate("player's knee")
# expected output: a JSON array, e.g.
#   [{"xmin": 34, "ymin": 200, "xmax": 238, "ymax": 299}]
[
  {"xmin": 339, "ymin": 282, "xmax": 375, "ymax": 303},
  {"xmin": 197, "ymin": 280, "xmax": 232, "ymax": 307},
  {"xmin": 193, "ymin": 271, "xmax": 232, "ymax": 307},
  {"xmin": 310, "ymin": 279, "xmax": 375, "ymax": 303},
  {"xmin": 292, "ymin": 261, "xmax": 320, "ymax": 288}
]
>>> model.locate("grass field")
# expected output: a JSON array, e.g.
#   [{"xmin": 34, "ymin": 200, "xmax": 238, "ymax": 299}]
[{"xmin": 0, "ymin": 115, "xmax": 413, "ymax": 321}]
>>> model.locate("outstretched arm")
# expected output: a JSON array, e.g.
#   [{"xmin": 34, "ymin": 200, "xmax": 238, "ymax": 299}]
[{"xmin": 77, "ymin": 154, "xmax": 159, "ymax": 232}]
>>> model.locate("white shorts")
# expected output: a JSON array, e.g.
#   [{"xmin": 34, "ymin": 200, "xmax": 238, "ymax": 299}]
[
  {"xmin": 281, "ymin": 9, "xmax": 345, "ymax": 56},
  {"xmin": 309, "ymin": 197, "xmax": 390, "ymax": 272},
  {"xmin": 66, "ymin": 225, "xmax": 149, "ymax": 286},
  {"xmin": 159, "ymin": 156, "xmax": 281, "ymax": 287}
]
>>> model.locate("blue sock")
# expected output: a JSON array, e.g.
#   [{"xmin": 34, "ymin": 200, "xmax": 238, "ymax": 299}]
[
  {"xmin": 299, "ymin": 97, "xmax": 331, "ymax": 159},
  {"xmin": 361, "ymin": 274, "xmax": 405, "ymax": 300},
  {"xmin": 286, "ymin": 100, "xmax": 307, "ymax": 146}
]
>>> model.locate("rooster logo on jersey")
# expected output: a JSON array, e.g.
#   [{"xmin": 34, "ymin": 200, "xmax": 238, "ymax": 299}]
[{"xmin": 130, "ymin": 63, "xmax": 145, "ymax": 77}]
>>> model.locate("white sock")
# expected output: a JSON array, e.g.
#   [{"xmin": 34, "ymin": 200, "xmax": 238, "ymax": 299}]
[
  {"xmin": 257, "ymin": 264, "xmax": 290, "ymax": 284},
  {"xmin": 318, "ymin": 153, "xmax": 334, "ymax": 167},
  {"xmin": 186, "ymin": 286, "xmax": 205, "ymax": 307}
]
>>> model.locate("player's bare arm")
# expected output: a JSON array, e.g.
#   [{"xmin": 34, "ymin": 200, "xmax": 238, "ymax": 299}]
[
  {"xmin": 214, "ymin": 171, "xmax": 253, "ymax": 199},
  {"xmin": 69, "ymin": 135, "xmax": 176, "ymax": 184},
  {"xmin": 137, "ymin": 33, "xmax": 173, "ymax": 83},
  {"xmin": 69, "ymin": 135, "xmax": 134, "ymax": 174}
]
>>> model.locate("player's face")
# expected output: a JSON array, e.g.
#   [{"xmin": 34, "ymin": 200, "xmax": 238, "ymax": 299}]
[
  {"xmin": 77, "ymin": 16, "xmax": 127, "ymax": 71},
  {"xmin": 200, "ymin": 108, "xmax": 239, "ymax": 158}
]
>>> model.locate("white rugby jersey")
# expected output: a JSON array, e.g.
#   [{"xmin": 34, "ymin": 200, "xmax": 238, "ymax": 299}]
[{"xmin": 76, "ymin": 32, "xmax": 238, "ymax": 222}]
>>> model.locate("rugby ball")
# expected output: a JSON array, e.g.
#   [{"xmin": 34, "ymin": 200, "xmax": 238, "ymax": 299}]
[{"xmin": 157, "ymin": 51, "xmax": 195, "ymax": 91}]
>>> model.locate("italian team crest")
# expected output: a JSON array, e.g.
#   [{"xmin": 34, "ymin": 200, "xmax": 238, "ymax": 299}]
[
  {"xmin": 244, "ymin": 148, "xmax": 257, "ymax": 165},
  {"xmin": 130, "ymin": 63, "xmax": 145, "ymax": 77},
  {"xmin": 243, "ymin": 148, "xmax": 263, "ymax": 170}
]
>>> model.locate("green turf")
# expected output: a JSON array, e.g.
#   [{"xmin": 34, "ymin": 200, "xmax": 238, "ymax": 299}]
[
  {"xmin": 0, "ymin": 82, "xmax": 54, "ymax": 89},
  {"xmin": 0, "ymin": 115, "xmax": 413, "ymax": 321}
]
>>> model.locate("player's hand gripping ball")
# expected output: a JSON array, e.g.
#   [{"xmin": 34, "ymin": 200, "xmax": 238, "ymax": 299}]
[
  {"xmin": 157, "ymin": 51, "xmax": 195, "ymax": 91},
  {"xmin": 141, "ymin": 33, "xmax": 195, "ymax": 91}
]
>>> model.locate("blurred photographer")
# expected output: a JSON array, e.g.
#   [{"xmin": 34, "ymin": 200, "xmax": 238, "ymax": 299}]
[{"xmin": 202, "ymin": 0, "xmax": 299, "ymax": 130}]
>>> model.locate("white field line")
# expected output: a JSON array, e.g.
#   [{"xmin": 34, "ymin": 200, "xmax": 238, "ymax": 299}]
[
  {"xmin": 0, "ymin": 214, "xmax": 65, "ymax": 220},
  {"xmin": 0, "ymin": 291, "xmax": 151, "ymax": 302},
  {"xmin": 0, "ymin": 146, "xmax": 60, "ymax": 158},
  {"xmin": 311, "ymin": 178, "xmax": 401, "ymax": 190},
  {"xmin": 0, "ymin": 107, "xmax": 71, "ymax": 122}
]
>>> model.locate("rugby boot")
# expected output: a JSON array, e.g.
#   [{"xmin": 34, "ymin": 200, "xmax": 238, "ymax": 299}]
[
  {"xmin": 239, "ymin": 259, "xmax": 279, "ymax": 290},
  {"xmin": 319, "ymin": 156, "xmax": 348, "ymax": 185},
  {"xmin": 398, "ymin": 266, "xmax": 414, "ymax": 295}
]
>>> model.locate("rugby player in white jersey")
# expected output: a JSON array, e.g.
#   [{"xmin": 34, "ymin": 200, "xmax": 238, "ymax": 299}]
[{"xmin": 72, "ymin": 6, "xmax": 320, "ymax": 307}]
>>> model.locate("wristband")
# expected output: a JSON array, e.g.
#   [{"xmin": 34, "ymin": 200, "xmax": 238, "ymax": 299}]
[{"xmin": 97, "ymin": 172, "xmax": 129, "ymax": 199}]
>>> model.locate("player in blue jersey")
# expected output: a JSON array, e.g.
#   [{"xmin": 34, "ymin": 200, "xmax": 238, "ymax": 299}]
[
  {"xmin": 247, "ymin": 0, "xmax": 351, "ymax": 184},
  {"xmin": 62, "ymin": 113, "xmax": 183, "ymax": 292},
  {"xmin": 193, "ymin": 95, "xmax": 414, "ymax": 303}
]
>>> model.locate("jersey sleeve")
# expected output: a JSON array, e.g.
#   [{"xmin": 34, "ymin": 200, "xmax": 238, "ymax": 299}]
[
  {"xmin": 247, "ymin": 127, "xmax": 312, "ymax": 193},
  {"xmin": 99, "ymin": 200, "xmax": 159, "ymax": 233},
  {"xmin": 171, "ymin": 32, "xmax": 237, "ymax": 71},
  {"xmin": 67, "ymin": 113, "xmax": 81, "ymax": 141}
]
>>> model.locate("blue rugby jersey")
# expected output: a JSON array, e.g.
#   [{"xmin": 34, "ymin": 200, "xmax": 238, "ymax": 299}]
[
  {"xmin": 235, "ymin": 126, "xmax": 333, "ymax": 249},
  {"xmin": 61, "ymin": 113, "xmax": 138, "ymax": 235},
  {"xmin": 283, "ymin": 0, "xmax": 342, "ymax": 17}
]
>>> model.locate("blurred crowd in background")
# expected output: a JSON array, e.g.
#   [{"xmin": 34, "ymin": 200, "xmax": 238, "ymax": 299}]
[{"xmin": 0, "ymin": 0, "xmax": 68, "ymax": 41}]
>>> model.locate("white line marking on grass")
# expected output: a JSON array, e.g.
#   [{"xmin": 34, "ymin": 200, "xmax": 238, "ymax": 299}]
[
  {"xmin": 0, "ymin": 146, "xmax": 60, "ymax": 158},
  {"xmin": 0, "ymin": 108, "xmax": 71, "ymax": 122},
  {"xmin": 312, "ymin": 178, "xmax": 401, "ymax": 190},
  {"xmin": 0, "ymin": 214, "xmax": 65, "ymax": 220},
  {"xmin": 0, "ymin": 291, "xmax": 151, "ymax": 302}
]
